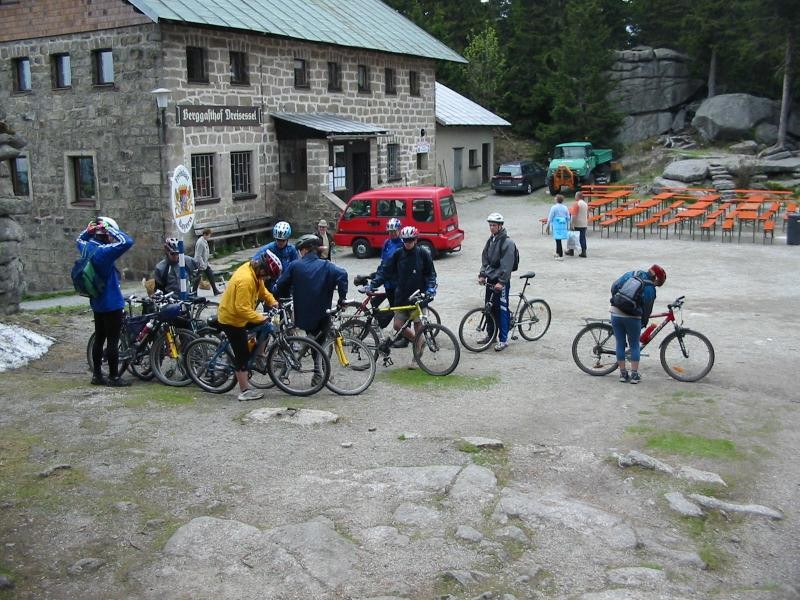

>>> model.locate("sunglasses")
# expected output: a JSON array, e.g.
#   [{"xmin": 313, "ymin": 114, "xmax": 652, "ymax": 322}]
[
  {"xmin": 168, "ymin": 251, "xmax": 179, "ymax": 256},
  {"xmin": 402, "ymin": 238, "xmax": 417, "ymax": 244}
]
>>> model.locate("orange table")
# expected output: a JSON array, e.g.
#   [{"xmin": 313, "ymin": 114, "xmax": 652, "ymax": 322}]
[
  {"xmin": 677, "ymin": 209, "xmax": 707, "ymax": 239},
  {"xmin": 735, "ymin": 210, "xmax": 759, "ymax": 242}
]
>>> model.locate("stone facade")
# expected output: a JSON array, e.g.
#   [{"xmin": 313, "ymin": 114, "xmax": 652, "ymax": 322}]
[{"xmin": 0, "ymin": 2, "xmax": 438, "ymax": 292}]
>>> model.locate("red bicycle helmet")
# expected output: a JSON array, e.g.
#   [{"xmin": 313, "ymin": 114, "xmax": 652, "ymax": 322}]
[
  {"xmin": 649, "ymin": 264, "xmax": 667, "ymax": 286},
  {"xmin": 260, "ymin": 249, "xmax": 282, "ymax": 280}
]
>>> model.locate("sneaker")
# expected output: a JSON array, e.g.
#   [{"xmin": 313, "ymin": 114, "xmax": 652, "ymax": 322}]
[
  {"xmin": 107, "ymin": 376, "xmax": 131, "ymax": 388},
  {"xmin": 476, "ymin": 336, "xmax": 493, "ymax": 345},
  {"xmin": 238, "ymin": 388, "xmax": 264, "ymax": 401},
  {"xmin": 311, "ymin": 374, "xmax": 323, "ymax": 387},
  {"xmin": 91, "ymin": 374, "xmax": 107, "ymax": 386},
  {"xmin": 619, "ymin": 369, "xmax": 629, "ymax": 383},
  {"xmin": 494, "ymin": 341, "xmax": 509, "ymax": 352},
  {"xmin": 554, "ymin": 255, "xmax": 564, "ymax": 261},
  {"xmin": 630, "ymin": 371, "xmax": 641, "ymax": 384}
]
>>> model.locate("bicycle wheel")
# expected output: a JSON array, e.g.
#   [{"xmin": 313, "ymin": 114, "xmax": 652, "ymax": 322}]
[
  {"xmin": 150, "ymin": 327, "xmax": 196, "ymax": 387},
  {"xmin": 184, "ymin": 337, "xmax": 237, "ymax": 393},
  {"xmin": 323, "ymin": 335, "xmax": 377, "ymax": 395},
  {"xmin": 413, "ymin": 324, "xmax": 460, "ymax": 376},
  {"xmin": 421, "ymin": 304, "xmax": 441, "ymax": 326},
  {"xmin": 128, "ymin": 338, "xmax": 155, "ymax": 381},
  {"xmin": 267, "ymin": 335, "xmax": 330, "ymax": 396},
  {"xmin": 517, "ymin": 299, "xmax": 552, "ymax": 341},
  {"xmin": 86, "ymin": 331, "xmax": 131, "ymax": 377},
  {"xmin": 458, "ymin": 308, "xmax": 496, "ymax": 352},
  {"xmin": 572, "ymin": 323, "xmax": 617, "ymax": 376},
  {"xmin": 249, "ymin": 338, "xmax": 276, "ymax": 389},
  {"xmin": 341, "ymin": 318, "xmax": 381, "ymax": 360},
  {"xmin": 660, "ymin": 329, "xmax": 715, "ymax": 382}
]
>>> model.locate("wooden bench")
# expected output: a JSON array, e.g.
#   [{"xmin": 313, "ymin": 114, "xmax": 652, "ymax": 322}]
[
  {"xmin": 634, "ymin": 216, "xmax": 661, "ymax": 238},
  {"xmin": 657, "ymin": 217, "xmax": 682, "ymax": 239},
  {"xmin": 762, "ymin": 220, "xmax": 775, "ymax": 244},
  {"xmin": 721, "ymin": 218, "xmax": 735, "ymax": 243},
  {"xmin": 539, "ymin": 217, "xmax": 549, "ymax": 235},
  {"xmin": 699, "ymin": 217, "xmax": 718, "ymax": 240},
  {"xmin": 193, "ymin": 215, "xmax": 273, "ymax": 252}
]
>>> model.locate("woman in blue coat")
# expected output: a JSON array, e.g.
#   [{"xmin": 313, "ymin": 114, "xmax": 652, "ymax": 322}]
[
  {"xmin": 547, "ymin": 194, "xmax": 571, "ymax": 259},
  {"xmin": 76, "ymin": 216, "xmax": 134, "ymax": 386}
]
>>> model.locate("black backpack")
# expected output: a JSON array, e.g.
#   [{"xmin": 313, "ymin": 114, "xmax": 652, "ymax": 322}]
[
  {"xmin": 483, "ymin": 238, "xmax": 519, "ymax": 273},
  {"xmin": 71, "ymin": 245, "xmax": 106, "ymax": 298},
  {"xmin": 611, "ymin": 275, "xmax": 647, "ymax": 314}
]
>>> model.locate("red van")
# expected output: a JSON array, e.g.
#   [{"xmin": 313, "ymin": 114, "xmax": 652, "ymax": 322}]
[{"xmin": 333, "ymin": 186, "xmax": 464, "ymax": 259}]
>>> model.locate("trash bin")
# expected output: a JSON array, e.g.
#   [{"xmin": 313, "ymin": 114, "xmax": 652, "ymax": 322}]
[{"xmin": 787, "ymin": 213, "xmax": 800, "ymax": 246}]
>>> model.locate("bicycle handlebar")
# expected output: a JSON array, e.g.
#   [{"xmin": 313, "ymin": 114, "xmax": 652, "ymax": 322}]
[{"xmin": 668, "ymin": 296, "xmax": 686, "ymax": 310}]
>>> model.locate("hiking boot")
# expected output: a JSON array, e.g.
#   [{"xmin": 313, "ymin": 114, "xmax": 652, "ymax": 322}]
[
  {"xmin": 476, "ymin": 336, "xmax": 493, "ymax": 345},
  {"xmin": 579, "ymin": 252, "xmax": 587, "ymax": 258},
  {"xmin": 630, "ymin": 371, "xmax": 641, "ymax": 384},
  {"xmin": 238, "ymin": 388, "xmax": 264, "ymax": 401},
  {"xmin": 91, "ymin": 374, "xmax": 107, "ymax": 386},
  {"xmin": 311, "ymin": 373, "xmax": 323, "ymax": 387},
  {"xmin": 378, "ymin": 339, "xmax": 392, "ymax": 355},
  {"xmin": 619, "ymin": 369, "xmax": 629, "ymax": 383},
  {"xmin": 565, "ymin": 249, "xmax": 575, "ymax": 256},
  {"xmin": 494, "ymin": 341, "xmax": 509, "ymax": 352},
  {"xmin": 107, "ymin": 376, "xmax": 131, "ymax": 388}
]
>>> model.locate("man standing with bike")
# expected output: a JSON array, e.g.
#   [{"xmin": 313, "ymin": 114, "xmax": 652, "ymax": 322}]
[
  {"xmin": 370, "ymin": 226, "xmax": 437, "ymax": 351},
  {"xmin": 77, "ymin": 216, "xmax": 134, "ymax": 387},
  {"xmin": 609, "ymin": 264, "xmax": 666, "ymax": 384},
  {"xmin": 217, "ymin": 250, "xmax": 282, "ymax": 401},
  {"xmin": 154, "ymin": 238, "xmax": 198, "ymax": 296},
  {"xmin": 479, "ymin": 213, "xmax": 517, "ymax": 352},
  {"xmin": 373, "ymin": 217, "xmax": 407, "ymax": 346}
]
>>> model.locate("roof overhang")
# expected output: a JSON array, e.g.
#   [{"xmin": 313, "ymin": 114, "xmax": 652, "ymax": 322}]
[{"xmin": 271, "ymin": 112, "xmax": 389, "ymax": 139}]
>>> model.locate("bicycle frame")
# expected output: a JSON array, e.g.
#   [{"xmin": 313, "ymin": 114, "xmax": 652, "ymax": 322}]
[{"xmin": 582, "ymin": 300, "xmax": 679, "ymax": 354}]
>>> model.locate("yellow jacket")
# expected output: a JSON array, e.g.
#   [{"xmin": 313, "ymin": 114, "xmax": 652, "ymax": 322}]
[{"xmin": 217, "ymin": 262, "xmax": 277, "ymax": 327}]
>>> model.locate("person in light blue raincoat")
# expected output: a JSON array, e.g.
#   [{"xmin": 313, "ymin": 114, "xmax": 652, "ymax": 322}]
[{"xmin": 547, "ymin": 194, "xmax": 571, "ymax": 259}]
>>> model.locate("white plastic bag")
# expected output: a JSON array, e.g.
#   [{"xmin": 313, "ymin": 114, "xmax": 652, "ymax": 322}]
[{"xmin": 567, "ymin": 230, "xmax": 580, "ymax": 250}]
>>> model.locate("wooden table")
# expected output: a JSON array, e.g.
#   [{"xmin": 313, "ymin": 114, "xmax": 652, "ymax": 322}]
[
  {"xmin": 676, "ymin": 209, "xmax": 707, "ymax": 239},
  {"xmin": 735, "ymin": 210, "xmax": 759, "ymax": 242}
]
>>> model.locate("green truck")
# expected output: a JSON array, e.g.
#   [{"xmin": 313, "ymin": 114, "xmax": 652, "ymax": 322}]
[{"xmin": 546, "ymin": 142, "xmax": 616, "ymax": 195}]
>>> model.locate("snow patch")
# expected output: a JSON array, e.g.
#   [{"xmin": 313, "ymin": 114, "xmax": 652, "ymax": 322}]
[{"xmin": 0, "ymin": 322, "xmax": 55, "ymax": 372}]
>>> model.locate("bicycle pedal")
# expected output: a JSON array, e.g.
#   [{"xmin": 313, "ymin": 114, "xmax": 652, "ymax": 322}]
[
  {"xmin": 511, "ymin": 335, "xmax": 519, "ymax": 340},
  {"xmin": 382, "ymin": 357, "xmax": 394, "ymax": 367}
]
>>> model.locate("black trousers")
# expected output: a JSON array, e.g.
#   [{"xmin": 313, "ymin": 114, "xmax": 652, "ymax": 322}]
[{"xmin": 92, "ymin": 309, "xmax": 124, "ymax": 378}]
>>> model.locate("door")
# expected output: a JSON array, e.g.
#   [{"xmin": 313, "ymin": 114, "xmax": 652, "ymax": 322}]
[
  {"xmin": 453, "ymin": 147, "xmax": 463, "ymax": 190},
  {"xmin": 482, "ymin": 143, "xmax": 490, "ymax": 184},
  {"xmin": 332, "ymin": 140, "xmax": 371, "ymax": 202}
]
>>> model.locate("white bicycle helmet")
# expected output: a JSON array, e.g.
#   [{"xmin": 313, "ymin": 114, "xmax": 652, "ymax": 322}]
[
  {"xmin": 260, "ymin": 249, "xmax": 283, "ymax": 280},
  {"xmin": 386, "ymin": 218, "xmax": 402, "ymax": 231},
  {"xmin": 164, "ymin": 237, "xmax": 181, "ymax": 253},
  {"xmin": 486, "ymin": 212, "xmax": 504, "ymax": 224},
  {"xmin": 273, "ymin": 221, "xmax": 292, "ymax": 240},
  {"xmin": 399, "ymin": 226, "xmax": 419, "ymax": 240}
]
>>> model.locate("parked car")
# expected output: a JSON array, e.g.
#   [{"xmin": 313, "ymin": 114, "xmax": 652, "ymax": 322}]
[
  {"xmin": 333, "ymin": 186, "xmax": 464, "ymax": 259},
  {"xmin": 491, "ymin": 160, "xmax": 546, "ymax": 194}
]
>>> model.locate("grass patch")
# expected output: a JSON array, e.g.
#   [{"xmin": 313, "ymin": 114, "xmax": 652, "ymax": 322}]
[
  {"xmin": 380, "ymin": 370, "xmax": 499, "ymax": 390},
  {"xmin": 625, "ymin": 425, "xmax": 655, "ymax": 435},
  {"xmin": 456, "ymin": 443, "xmax": 512, "ymax": 485},
  {"xmin": 24, "ymin": 304, "xmax": 88, "ymax": 316},
  {"xmin": 22, "ymin": 289, "xmax": 77, "ymax": 301},
  {"xmin": 644, "ymin": 431, "xmax": 738, "ymax": 459},
  {"xmin": 122, "ymin": 386, "xmax": 198, "ymax": 408},
  {"xmin": 456, "ymin": 441, "xmax": 479, "ymax": 453}
]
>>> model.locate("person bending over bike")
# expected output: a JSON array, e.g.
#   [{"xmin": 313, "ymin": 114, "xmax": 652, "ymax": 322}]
[
  {"xmin": 77, "ymin": 216, "xmax": 134, "ymax": 387},
  {"xmin": 154, "ymin": 237, "xmax": 198, "ymax": 296},
  {"xmin": 478, "ymin": 213, "xmax": 517, "ymax": 352},
  {"xmin": 370, "ymin": 226, "xmax": 437, "ymax": 351},
  {"xmin": 217, "ymin": 250, "xmax": 282, "ymax": 401},
  {"xmin": 609, "ymin": 264, "xmax": 666, "ymax": 384},
  {"xmin": 274, "ymin": 234, "xmax": 348, "ymax": 385}
]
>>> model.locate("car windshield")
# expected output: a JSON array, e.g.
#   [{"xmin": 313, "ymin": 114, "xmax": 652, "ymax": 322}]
[
  {"xmin": 554, "ymin": 146, "xmax": 587, "ymax": 159},
  {"xmin": 497, "ymin": 164, "xmax": 521, "ymax": 176}
]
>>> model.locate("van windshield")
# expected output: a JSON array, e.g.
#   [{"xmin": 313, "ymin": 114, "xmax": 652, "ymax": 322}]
[
  {"xmin": 439, "ymin": 196, "xmax": 456, "ymax": 219},
  {"xmin": 343, "ymin": 199, "xmax": 371, "ymax": 219}
]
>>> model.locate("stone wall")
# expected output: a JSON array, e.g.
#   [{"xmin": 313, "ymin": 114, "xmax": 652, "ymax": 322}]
[{"xmin": 0, "ymin": 118, "xmax": 30, "ymax": 314}]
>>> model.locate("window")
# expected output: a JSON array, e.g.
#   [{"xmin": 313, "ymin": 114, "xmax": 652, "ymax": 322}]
[
  {"xmin": 92, "ymin": 49, "xmax": 114, "ymax": 85},
  {"xmin": 279, "ymin": 139, "xmax": 307, "ymax": 191},
  {"xmin": 186, "ymin": 47, "xmax": 208, "ymax": 83},
  {"xmin": 469, "ymin": 149, "xmax": 479, "ymax": 168},
  {"xmin": 69, "ymin": 156, "xmax": 97, "ymax": 205},
  {"xmin": 409, "ymin": 70, "xmax": 420, "ymax": 96},
  {"xmin": 357, "ymin": 64, "xmax": 370, "ymax": 93},
  {"xmin": 294, "ymin": 58, "xmax": 309, "ymax": 88},
  {"xmin": 12, "ymin": 57, "xmax": 31, "ymax": 92},
  {"xmin": 440, "ymin": 195, "xmax": 456, "ymax": 219},
  {"xmin": 9, "ymin": 156, "xmax": 30, "ymax": 196},
  {"xmin": 343, "ymin": 199, "xmax": 372, "ymax": 220},
  {"xmin": 376, "ymin": 199, "xmax": 405, "ymax": 217},
  {"xmin": 387, "ymin": 143, "xmax": 400, "ymax": 181},
  {"xmin": 327, "ymin": 61, "xmax": 342, "ymax": 92},
  {"xmin": 384, "ymin": 68, "xmax": 396, "ymax": 95},
  {"xmin": 191, "ymin": 153, "xmax": 216, "ymax": 199},
  {"xmin": 229, "ymin": 51, "xmax": 249, "ymax": 85},
  {"xmin": 416, "ymin": 152, "xmax": 428, "ymax": 170},
  {"xmin": 51, "ymin": 53, "xmax": 71, "ymax": 89},
  {"xmin": 230, "ymin": 151, "xmax": 252, "ymax": 196},
  {"xmin": 412, "ymin": 198, "xmax": 433, "ymax": 223}
]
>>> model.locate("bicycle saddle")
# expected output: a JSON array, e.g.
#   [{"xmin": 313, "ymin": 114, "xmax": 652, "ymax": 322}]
[{"xmin": 519, "ymin": 271, "xmax": 536, "ymax": 279}]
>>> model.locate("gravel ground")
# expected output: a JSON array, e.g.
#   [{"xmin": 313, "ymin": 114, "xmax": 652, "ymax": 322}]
[{"xmin": 1, "ymin": 186, "xmax": 798, "ymax": 599}]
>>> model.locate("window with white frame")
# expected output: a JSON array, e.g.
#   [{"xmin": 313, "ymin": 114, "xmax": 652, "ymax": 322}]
[
  {"xmin": 191, "ymin": 153, "xmax": 216, "ymax": 199},
  {"xmin": 66, "ymin": 154, "xmax": 97, "ymax": 205},
  {"xmin": 13, "ymin": 57, "xmax": 31, "ymax": 92},
  {"xmin": 51, "ymin": 53, "xmax": 71, "ymax": 88},
  {"xmin": 9, "ymin": 155, "xmax": 30, "ymax": 196},
  {"xmin": 230, "ymin": 151, "xmax": 252, "ymax": 197},
  {"xmin": 92, "ymin": 49, "xmax": 114, "ymax": 85}
]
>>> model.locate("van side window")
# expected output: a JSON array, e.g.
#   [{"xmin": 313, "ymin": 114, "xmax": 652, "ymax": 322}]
[
  {"xmin": 344, "ymin": 199, "xmax": 371, "ymax": 219},
  {"xmin": 439, "ymin": 196, "xmax": 456, "ymax": 219},
  {"xmin": 412, "ymin": 198, "xmax": 434, "ymax": 223},
  {"xmin": 376, "ymin": 199, "xmax": 405, "ymax": 217}
]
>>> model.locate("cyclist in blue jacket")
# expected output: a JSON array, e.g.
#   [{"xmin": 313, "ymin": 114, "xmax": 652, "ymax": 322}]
[
  {"xmin": 76, "ymin": 216, "xmax": 134, "ymax": 387},
  {"xmin": 372, "ymin": 217, "xmax": 407, "ymax": 344},
  {"xmin": 253, "ymin": 221, "xmax": 299, "ymax": 294}
]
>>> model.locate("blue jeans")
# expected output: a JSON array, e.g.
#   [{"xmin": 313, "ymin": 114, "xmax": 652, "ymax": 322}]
[
  {"xmin": 485, "ymin": 282, "xmax": 510, "ymax": 343},
  {"xmin": 611, "ymin": 314, "xmax": 642, "ymax": 362}
]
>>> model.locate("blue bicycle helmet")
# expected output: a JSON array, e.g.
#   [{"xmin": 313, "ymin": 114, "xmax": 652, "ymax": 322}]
[{"xmin": 273, "ymin": 221, "xmax": 292, "ymax": 240}]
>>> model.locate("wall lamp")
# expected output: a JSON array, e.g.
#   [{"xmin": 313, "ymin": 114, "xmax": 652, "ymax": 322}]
[{"xmin": 150, "ymin": 88, "xmax": 171, "ymax": 144}]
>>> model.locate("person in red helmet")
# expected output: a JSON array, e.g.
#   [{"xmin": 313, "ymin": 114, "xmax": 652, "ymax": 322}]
[
  {"xmin": 217, "ymin": 250, "xmax": 281, "ymax": 401},
  {"xmin": 609, "ymin": 264, "xmax": 666, "ymax": 384}
]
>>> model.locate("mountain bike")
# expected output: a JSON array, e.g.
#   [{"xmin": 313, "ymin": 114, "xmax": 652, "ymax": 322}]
[
  {"xmin": 320, "ymin": 306, "xmax": 377, "ymax": 395},
  {"xmin": 458, "ymin": 272, "xmax": 552, "ymax": 352},
  {"xmin": 571, "ymin": 296, "xmax": 714, "ymax": 382},
  {"xmin": 183, "ymin": 305, "xmax": 331, "ymax": 397},
  {"xmin": 343, "ymin": 273, "xmax": 441, "ymax": 329},
  {"xmin": 342, "ymin": 290, "xmax": 460, "ymax": 376}
]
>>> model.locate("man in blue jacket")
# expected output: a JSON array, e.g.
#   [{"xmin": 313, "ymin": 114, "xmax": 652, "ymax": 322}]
[
  {"xmin": 76, "ymin": 216, "xmax": 134, "ymax": 387},
  {"xmin": 254, "ymin": 221, "xmax": 299, "ymax": 293}
]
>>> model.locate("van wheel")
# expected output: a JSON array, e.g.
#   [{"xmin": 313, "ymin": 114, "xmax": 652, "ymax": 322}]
[
  {"xmin": 417, "ymin": 240, "xmax": 437, "ymax": 259},
  {"xmin": 352, "ymin": 238, "xmax": 372, "ymax": 259},
  {"xmin": 525, "ymin": 182, "xmax": 533, "ymax": 194}
]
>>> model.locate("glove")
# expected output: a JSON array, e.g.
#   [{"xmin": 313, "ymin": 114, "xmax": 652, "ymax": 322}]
[{"xmin": 426, "ymin": 288, "xmax": 437, "ymax": 297}]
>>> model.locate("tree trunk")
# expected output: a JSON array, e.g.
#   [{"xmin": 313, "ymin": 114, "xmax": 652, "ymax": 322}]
[
  {"xmin": 707, "ymin": 46, "xmax": 717, "ymax": 98},
  {"xmin": 776, "ymin": 31, "xmax": 794, "ymax": 149}
]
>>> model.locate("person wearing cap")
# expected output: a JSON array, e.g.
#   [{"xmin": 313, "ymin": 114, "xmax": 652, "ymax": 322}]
[
  {"xmin": 275, "ymin": 234, "xmax": 348, "ymax": 371},
  {"xmin": 314, "ymin": 219, "xmax": 335, "ymax": 261},
  {"xmin": 76, "ymin": 216, "xmax": 134, "ymax": 387},
  {"xmin": 153, "ymin": 237, "xmax": 198, "ymax": 296},
  {"xmin": 609, "ymin": 264, "xmax": 667, "ymax": 384},
  {"xmin": 479, "ymin": 213, "xmax": 517, "ymax": 352}
]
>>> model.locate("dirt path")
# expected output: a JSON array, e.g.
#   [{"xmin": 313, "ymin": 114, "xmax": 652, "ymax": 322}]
[{"xmin": 1, "ymin": 188, "xmax": 798, "ymax": 599}]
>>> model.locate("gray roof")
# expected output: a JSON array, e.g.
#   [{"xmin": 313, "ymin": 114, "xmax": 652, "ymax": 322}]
[
  {"xmin": 271, "ymin": 112, "xmax": 388, "ymax": 135},
  {"xmin": 127, "ymin": 0, "xmax": 465, "ymax": 63},
  {"xmin": 435, "ymin": 82, "xmax": 510, "ymax": 127}
]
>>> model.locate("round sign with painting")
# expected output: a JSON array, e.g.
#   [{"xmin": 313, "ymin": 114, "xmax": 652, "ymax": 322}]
[{"xmin": 170, "ymin": 165, "xmax": 195, "ymax": 234}]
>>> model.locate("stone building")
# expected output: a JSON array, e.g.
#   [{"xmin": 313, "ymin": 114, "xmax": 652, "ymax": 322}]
[{"xmin": 0, "ymin": 0, "xmax": 463, "ymax": 291}]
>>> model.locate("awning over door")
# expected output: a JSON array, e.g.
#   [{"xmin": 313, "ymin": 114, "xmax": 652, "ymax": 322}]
[{"xmin": 271, "ymin": 112, "xmax": 388, "ymax": 137}]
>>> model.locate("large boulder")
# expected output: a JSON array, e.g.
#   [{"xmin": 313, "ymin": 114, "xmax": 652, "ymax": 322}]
[
  {"xmin": 692, "ymin": 94, "xmax": 778, "ymax": 141},
  {"xmin": 662, "ymin": 159, "xmax": 709, "ymax": 183},
  {"xmin": 617, "ymin": 112, "xmax": 674, "ymax": 145}
]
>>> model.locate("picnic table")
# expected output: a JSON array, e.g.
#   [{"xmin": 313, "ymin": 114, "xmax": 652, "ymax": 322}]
[{"xmin": 735, "ymin": 210, "xmax": 760, "ymax": 242}]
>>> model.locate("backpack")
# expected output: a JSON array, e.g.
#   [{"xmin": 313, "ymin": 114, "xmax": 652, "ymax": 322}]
[
  {"xmin": 611, "ymin": 275, "xmax": 646, "ymax": 314},
  {"xmin": 71, "ymin": 245, "xmax": 106, "ymax": 298},
  {"xmin": 483, "ymin": 238, "xmax": 520, "ymax": 273}
]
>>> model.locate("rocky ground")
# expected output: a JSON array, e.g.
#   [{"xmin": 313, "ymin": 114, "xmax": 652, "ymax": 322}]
[{"xmin": 1, "ymin": 187, "xmax": 798, "ymax": 600}]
